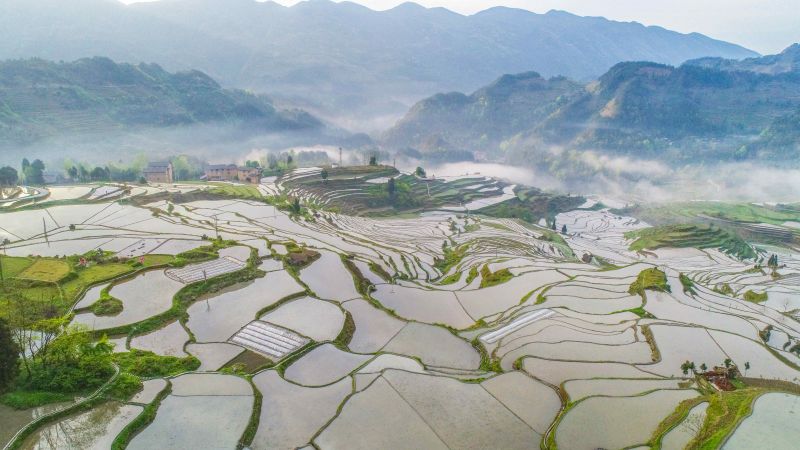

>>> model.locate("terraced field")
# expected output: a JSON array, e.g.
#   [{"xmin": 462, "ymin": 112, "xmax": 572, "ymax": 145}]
[{"xmin": 2, "ymin": 171, "xmax": 799, "ymax": 450}]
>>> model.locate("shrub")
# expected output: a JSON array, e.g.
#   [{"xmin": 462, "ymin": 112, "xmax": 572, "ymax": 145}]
[{"xmin": 113, "ymin": 350, "xmax": 199, "ymax": 378}]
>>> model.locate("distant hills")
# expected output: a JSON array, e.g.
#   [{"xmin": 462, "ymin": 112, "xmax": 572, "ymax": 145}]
[
  {"xmin": 384, "ymin": 45, "xmax": 800, "ymax": 165},
  {"xmin": 0, "ymin": 0, "xmax": 757, "ymax": 127},
  {"xmin": 0, "ymin": 57, "xmax": 322, "ymax": 146}
]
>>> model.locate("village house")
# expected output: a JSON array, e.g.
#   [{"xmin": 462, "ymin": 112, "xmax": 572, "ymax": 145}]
[
  {"xmin": 205, "ymin": 164, "xmax": 262, "ymax": 184},
  {"xmin": 143, "ymin": 161, "xmax": 174, "ymax": 184}
]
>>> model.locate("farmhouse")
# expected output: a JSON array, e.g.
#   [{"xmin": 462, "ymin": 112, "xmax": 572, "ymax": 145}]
[
  {"xmin": 143, "ymin": 162, "xmax": 174, "ymax": 184},
  {"xmin": 205, "ymin": 164, "xmax": 262, "ymax": 184}
]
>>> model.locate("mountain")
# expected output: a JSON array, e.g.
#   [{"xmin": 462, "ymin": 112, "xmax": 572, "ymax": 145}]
[
  {"xmin": 0, "ymin": 57, "xmax": 322, "ymax": 146},
  {"xmin": 0, "ymin": 0, "xmax": 757, "ymax": 129},
  {"xmin": 383, "ymin": 72, "xmax": 583, "ymax": 157},
  {"xmin": 686, "ymin": 43, "xmax": 800, "ymax": 75},
  {"xmin": 385, "ymin": 45, "xmax": 800, "ymax": 165}
]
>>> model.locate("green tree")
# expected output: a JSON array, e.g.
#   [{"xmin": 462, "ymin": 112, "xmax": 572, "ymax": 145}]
[
  {"xmin": 387, "ymin": 177, "xmax": 396, "ymax": 198},
  {"xmin": 415, "ymin": 166, "xmax": 427, "ymax": 177},
  {"xmin": 561, "ymin": 224, "xmax": 567, "ymax": 234},
  {"xmin": 23, "ymin": 159, "xmax": 45, "ymax": 185},
  {"xmin": 67, "ymin": 166, "xmax": 78, "ymax": 180},
  {"xmin": 369, "ymin": 155, "xmax": 377, "ymax": 166},
  {"xmin": 292, "ymin": 198, "xmax": 301, "ymax": 214},
  {"xmin": 320, "ymin": 168, "xmax": 329, "ymax": 183},
  {"xmin": 0, "ymin": 166, "xmax": 19, "ymax": 190},
  {"xmin": 0, "ymin": 318, "xmax": 19, "ymax": 391},
  {"xmin": 90, "ymin": 166, "xmax": 109, "ymax": 181}
]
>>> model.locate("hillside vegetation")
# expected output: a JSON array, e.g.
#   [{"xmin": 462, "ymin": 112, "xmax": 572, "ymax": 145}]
[
  {"xmin": 0, "ymin": 0, "xmax": 756, "ymax": 123},
  {"xmin": 625, "ymin": 224, "xmax": 757, "ymax": 260},
  {"xmin": 0, "ymin": 57, "xmax": 321, "ymax": 145},
  {"xmin": 385, "ymin": 45, "xmax": 800, "ymax": 165}
]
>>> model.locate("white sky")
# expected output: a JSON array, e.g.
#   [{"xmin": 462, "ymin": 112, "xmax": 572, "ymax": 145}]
[{"xmin": 119, "ymin": 0, "xmax": 800, "ymax": 54}]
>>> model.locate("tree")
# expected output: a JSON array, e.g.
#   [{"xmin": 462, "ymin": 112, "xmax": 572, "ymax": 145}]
[
  {"xmin": 286, "ymin": 154, "xmax": 294, "ymax": 167},
  {"xmin": 551, "ymin": 220, "xmax": 557, "ymax": 231},
  {"xmin": 680, "ymin": 360, "xmax": 696, "ymax": 375},
  {"xmin": 67, "ymin": 166, "xmax": 78, "ymax": 180},
  {"xmin": 369, "ymin": 155, "xmax": 377, "ymax": 166},
  {"xmin": 744, "ymin": 361, "xmax": 750, "ymax": 376},
  {"xmin": 321, "ymin": 168, "xmax": 329, "ymax": 183},
  {"xmin": 22, "ymin": 159, "xmax": 45, "ymax": 185},
  {"xmin": 415, "ymin": 166, "xmax": 427, "ymax": 178},
  {"xmin": 724, "ymin": 358, "xmax": 732, "ymax": 368},
  {"xmin": 561, "ymin": 224, "xmax": 568, "ymax": 234},
  {"xmin": 0, "ymin": 166, "xmax": 19, "ymax": 192},
  {"xmin": 292, "ymin": 198, "xmax": 301, "ymax": 214},
  {"xmin": 700, "ymin": 363, "xmax": 707, "ymax": 372},
  {"xmin": 387, "ymin": 177, "xmax": 396, "ymax": 197},
  {"xmin": 0, "ymin": 318, "xmax": 19, "ymax": 391},
  {"xmin": 90, "ymin": 166, "xmax": 109, "ymax": 181}
]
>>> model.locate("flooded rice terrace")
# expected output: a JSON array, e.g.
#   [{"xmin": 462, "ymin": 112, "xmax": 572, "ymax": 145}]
[{"xmin": 1, "ymin": 173, "xmax": 800, "ymax": 450}]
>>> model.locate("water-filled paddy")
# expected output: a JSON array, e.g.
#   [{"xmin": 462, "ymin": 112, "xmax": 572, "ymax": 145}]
[
  {"xmin": 724, "ymin": 393, "xmax": 800, "ymax": 450},
  {"xmin": 557, "ymin": 390, "xmax": 698, "ymax": 450}
]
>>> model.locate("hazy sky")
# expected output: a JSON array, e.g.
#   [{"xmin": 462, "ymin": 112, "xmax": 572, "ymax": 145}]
[{"xmin": 120, "ymin": 0, "xmax": 799, "ymax": 54}]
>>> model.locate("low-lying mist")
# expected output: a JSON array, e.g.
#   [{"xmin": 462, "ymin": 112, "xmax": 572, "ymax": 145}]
[{"xmin": 3, "ymin": 127, "xmax": 799, "ymax": 205}]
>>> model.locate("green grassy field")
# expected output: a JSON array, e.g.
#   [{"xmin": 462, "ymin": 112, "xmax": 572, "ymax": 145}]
[
  {"xmin": 16, "ymin": 259, "xmax": 71, "ymax": 282},
  {"xmin": 0, "ymin": 256, "xmax": 33, "ymax": 280}
]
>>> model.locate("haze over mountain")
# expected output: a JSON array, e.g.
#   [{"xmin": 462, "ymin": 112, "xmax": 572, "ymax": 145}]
[
  {"xmin": 0, "ymin": 57, "xmax": 351, "ymax": 165},
  {"xmin": 0, "ymin": 57, "xmax": 322, "ymax": 144},
  {"xmin": 0, "ymin": 0, "xmax": 757, "ymax": 130},
  {"xmin": 385, "ymin": 44, "xmax": 800, "ymax": 167}
]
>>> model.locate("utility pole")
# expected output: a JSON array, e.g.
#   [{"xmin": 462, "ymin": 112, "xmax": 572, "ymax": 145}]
[{"xmin": 43, "ymin": 217, "xmax": 49, "ymax": 247}]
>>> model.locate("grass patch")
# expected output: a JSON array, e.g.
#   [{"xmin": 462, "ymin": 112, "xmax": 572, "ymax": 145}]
[
  {"xmin": 743, "ymin": 290, "xmax": 768, "ymax": 303},
  {"xmin": 368, "ymin": 262, "xmax": 392, "ymax": 282},
  {"xmin": 471, "ymin": 337, "xmax": 502, "ymax": 373},
  {"xmin": 17, "ymin": 259, "xmax": 71, "ymax": 282},
  {"xmin": 113, "ymin": 350, "xmax": 200, "ymax": 378},
  {"xmin": 91, "ymin": 295, "xmax": 123, "ymax": 316},
  {"xmin": 628, "ymin": 306, "xmax": 656, "ymax": 319},
  {"xmin": 0, "ymin": 390, "xmax": 74, "ymax": 410},
  {"xmin": 434, "ymin": 243, "xmax": 469, "ymax": 274},
  {"xmin": 479, "ymin": 264, "xmax": 513, "ymax": 288},
  {"xmin": 104, "ymin": 372, "xmax": 143, "ymax": 401},
  {"xmin": 688, "ymin": 388, "xmax": 763, "ymax": 449},
  {"xmin": 465, "ymin": 266, "xmax": 479, "ymax": 285},
  {"xmin": 238, "ymin": 377, "xmax": 262, "ymax": 449},
  {"xmin": 334, "ymin": 311, "xmax": 356, "ymax": 348},
  {"xmin": 209, "ymin": 183, "xmax": 264, "ymax": 200},
  {"xmin": 0, "ymin": 255, "xmax": 33, "ymax": 279},
  {"xmin": 341, "ymin": 255, "xmax": 374, "ymax": 296},
  {"xmin": 626, "ymin": 224, "xmax": 756, "ymax": 260},
  {"xmin": 680, "ymin": 273, "xmax": 696, "ymax": 296},
  {"xmin": 438, "ymin": 271, "xmax": 462, "ymax": 285},
  {"xmin": 629, "ymin": 267, "xmax": 670, "ymax": 299}
]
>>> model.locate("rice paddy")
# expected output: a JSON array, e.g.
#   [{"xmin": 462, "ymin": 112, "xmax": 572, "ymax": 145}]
[{"xmin": 1, "ymin": 174, "xmax": 799, "ymax": 449}]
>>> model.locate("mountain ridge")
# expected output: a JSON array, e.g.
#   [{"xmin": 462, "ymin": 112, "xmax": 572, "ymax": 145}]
[
  {"xmin": 0, "ymin": 0, "xmax": 757, "ymax": 129},
  {"xmin": 0, "ymin": 57, "xmax": 324, "ymax": 146},
  {"xmin": 384, "ymin": 44, "xmax": 800, "ymax": 165}
]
